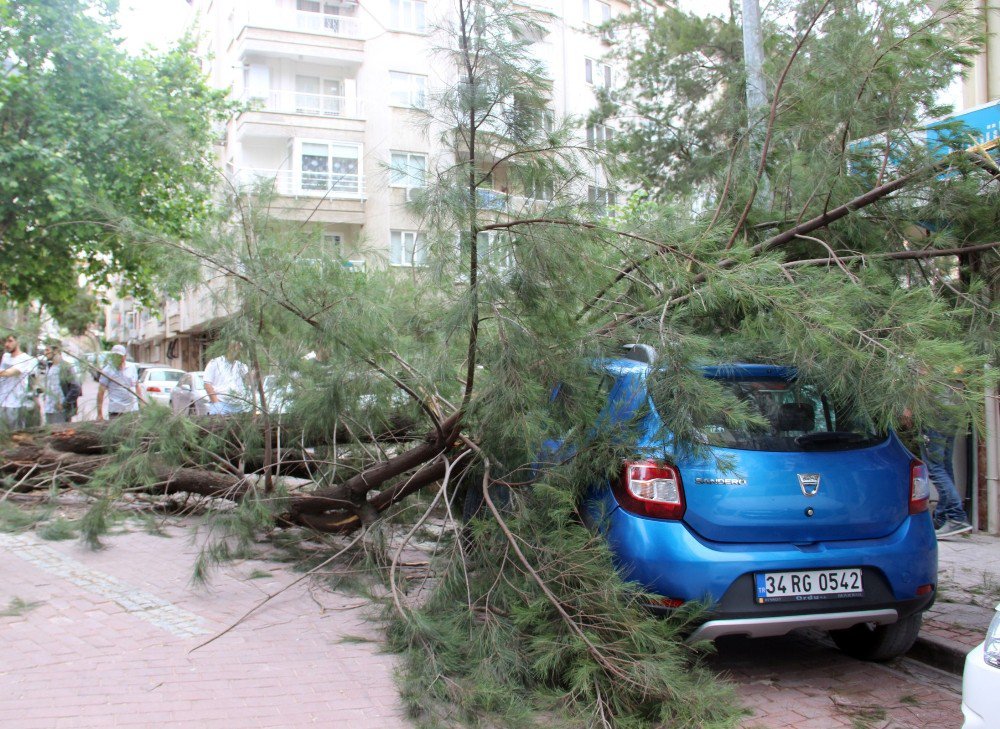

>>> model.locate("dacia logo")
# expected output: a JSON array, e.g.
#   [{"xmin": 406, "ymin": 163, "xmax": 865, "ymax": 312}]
[
  {"xmin": 798, "ymin": 473, "xmax": 821, "ymax": 496},
  {"xmin": 695, "ymin": 477, "xmax": 747, "ymax": 486}
]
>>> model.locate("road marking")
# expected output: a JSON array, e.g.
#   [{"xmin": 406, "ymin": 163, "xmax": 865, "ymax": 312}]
[{"xmin": 0, "ymin": 531, "xmax": 209, "ymax": 638}]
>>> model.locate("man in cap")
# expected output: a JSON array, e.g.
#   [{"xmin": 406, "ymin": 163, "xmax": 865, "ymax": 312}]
[{"xmin": 96, "ymin": 345, "xmax": 141, "ymax": 420}]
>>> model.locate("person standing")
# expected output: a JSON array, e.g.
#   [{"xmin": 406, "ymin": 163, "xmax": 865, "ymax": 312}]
[
  {"xmin": 0, "ymin": 333, "xmax": 38, "ymax": 430},
  {"xmin": 922, "ymin": 427, "xmax": 973, "ymax": 538},
  {"xmin": 96, "ymin": 344, "xmax": 141, "ymax": 420},
  {"xmin": 203, "ymin": 342, "xmax": 250, "ymax": 416},
  {"xmin": 42, "ymin": 342, "xmax": 80, "ymax": 425}
]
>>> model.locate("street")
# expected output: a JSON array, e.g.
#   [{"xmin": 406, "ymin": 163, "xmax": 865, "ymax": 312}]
[
  {"xmin": 0, "ymin": 516, "xmax": 968, "ymax": 729},
  {"xmin": 712, "ymin": 632, "xmax": 962, "ymax": 728}
]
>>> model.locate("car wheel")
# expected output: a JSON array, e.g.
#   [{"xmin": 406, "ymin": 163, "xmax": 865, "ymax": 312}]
[{"xmin": 829, "ymin": 612, "xmax": 922, "ymax": 661}]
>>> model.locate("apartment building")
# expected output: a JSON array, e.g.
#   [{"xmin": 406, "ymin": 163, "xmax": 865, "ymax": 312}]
[{"xmin": 108, "ymin": 0, "xmax": 626, "ymax": 369}]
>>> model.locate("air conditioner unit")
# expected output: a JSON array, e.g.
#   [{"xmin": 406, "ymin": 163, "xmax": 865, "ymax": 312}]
[{"xmin": 405, "ymin": 187, "xmax": 420, "ymax": 202}]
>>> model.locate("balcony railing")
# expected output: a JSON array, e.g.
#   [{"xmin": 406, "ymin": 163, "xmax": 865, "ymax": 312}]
[
  {"xmin": 235, "ymin": 168, "xmax": 365, "ymax": 198},
  {"xmin": 243, "ymin": 90, "xmax": 364, "ymax": 119},
  {"xmin": 242, "ymin": 8, "xmax": 362, "ymax": 39},
  {"xmin": 476, "ymin": 188, "xmax": 508, "ymax": 210}
]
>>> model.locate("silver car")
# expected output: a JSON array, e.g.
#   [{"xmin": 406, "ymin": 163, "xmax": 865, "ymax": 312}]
[
  {"xmin": 137, "ymin": 367, "xmax": 185, "ymax": 407},
  {"xmin": 169, "ymin": 371, "xmax": 209, "ymax": 415}
]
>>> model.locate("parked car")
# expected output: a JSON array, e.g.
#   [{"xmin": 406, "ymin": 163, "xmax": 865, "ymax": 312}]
[
  {"xmin": 169, "ymin": 371, "xmax": 208, "ymax": 415},
  {"xmin": 567, "ymin": 347, "xmax": 937, "ymax": 660},
  {"xmin": 962, "ymin": 603, "xmax": 1000, "ymax": 727},
  {"xmin": 136, "ymin": 366, "xmax": 185, "ymax": 407}
]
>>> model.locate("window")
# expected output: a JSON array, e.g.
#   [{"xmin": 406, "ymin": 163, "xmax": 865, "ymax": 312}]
[
  {"xmin": 586, "ymin": 123, "xmax": 614, "ymax": 146},
  {"xmin": 585, "ymin": 58, "xmax": 613, "ymax": 89},
  {"xmin": 389, "ymin": 71, "xmax": 427, "ymax": 108},
  {"xmin": 390, "ymin": 0, "xmax": 426, "ymax": 32},
  {"xmin": 476, "ymin": 231, "xmax": 515, "ymax": 271},
  {"xmin": 297, "ymin": 0, "xmax": 356, "ymax": 33},
  {"xmin": 391, "ymin": 230, "xmax": 426, "ymax": 266},
  {"xmin": 582, "ymin": 0, "xmax": 611, "ymax": 25},
  {"xmin": 295, "ymin": 75, "xmax": 345, "ymax": 116},
  {"xmin": 299, "ymin": 142, "xmax": 360, "ymax": 193},
  {"xmin": 323, "ymin": 232, "xmax": 343, "ymax": 257},
  {"xmin": 390, "ymin": 152, "xmax": 427, "ymax": 188},
  {"xmin": 524, "ymin": 178, "xmax": 554, "ymax": 201},
  {"xmin": 588, "ymin": 185, "xmax": 616, "ymax": 212}
]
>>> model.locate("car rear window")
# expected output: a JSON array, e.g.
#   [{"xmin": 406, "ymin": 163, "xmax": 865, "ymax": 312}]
[
  {"xmin": 693, "ymin": 378, "xmax": 884, "ymax": 452},
  {"xmin": 148, "ymin": 370, "xmax": 184, "ymax": 382}
]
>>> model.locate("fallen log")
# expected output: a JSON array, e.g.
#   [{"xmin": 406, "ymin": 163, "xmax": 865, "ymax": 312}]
[
  {"xmin": 38, "ymin": 412, "xmax": 419, "ymax": 457},
  {"xmin": 1, "ymin": 411, "xmax": 459, "ymax": 534}
]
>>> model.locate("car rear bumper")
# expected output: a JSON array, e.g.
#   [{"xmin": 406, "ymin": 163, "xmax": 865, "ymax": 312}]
[
  {"xmin": 603, "ymin": 503, "xmax": 937, "ymax": 629},
  {"xmin": 686, "ymin": 608, "xmax": 899, "ymax": 643}
]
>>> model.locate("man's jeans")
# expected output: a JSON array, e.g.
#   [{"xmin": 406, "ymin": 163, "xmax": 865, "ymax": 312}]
[
  {"xmin": 921, "ymin": 429, "xmax": 969, "ymax": 528},
  {"xmin": 207, "ymin": 401, "xmax": 246, "ymax": 416}
]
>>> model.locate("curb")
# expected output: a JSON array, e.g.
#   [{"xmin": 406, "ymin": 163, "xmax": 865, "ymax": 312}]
[{"xmin": 908, "ymin": 633, "xmax": 970, "ymax": 675}]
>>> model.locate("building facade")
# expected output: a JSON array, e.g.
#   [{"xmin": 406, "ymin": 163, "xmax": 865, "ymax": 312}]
[{"xmin": 108, "ymin": 0, "xmax": 626, "ymax": 370}]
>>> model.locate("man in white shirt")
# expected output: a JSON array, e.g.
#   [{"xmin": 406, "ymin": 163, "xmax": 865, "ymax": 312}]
[
  {"xmin": 203, "ymin": 342, "xmax": 250, "ymax": 416},
  {"xmin": 96, "ymin": 344, "xmax": 141, "ymax": 419},
  {"xmin": 0, "ymin": 333, "xmax": 38, "ymax": 430}
]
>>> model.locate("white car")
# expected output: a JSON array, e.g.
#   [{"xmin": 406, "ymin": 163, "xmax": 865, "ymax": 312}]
[
  {"xmin": 137, "ymin": 367, "xmax": 186, "ymax": 407},
  {"xmin": 962, "ymin": 603, "xmax": 1000, "ymax": 728},
  {"xmin": 169, "ymin": 371, "xmax": 209, "ymax": 415}
]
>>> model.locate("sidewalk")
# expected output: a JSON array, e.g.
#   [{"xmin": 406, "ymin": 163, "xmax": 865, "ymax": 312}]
[
  {"xmin": 0, "ymin": 520, "xmax": 408, "ymax": 728},
  {"xmin": 913, "ymin": 531, "xmax": 1000, "ymax": 674},
  {"xmin": 0, "ymin": 511, "xmax": 993, "ymax": 728}
]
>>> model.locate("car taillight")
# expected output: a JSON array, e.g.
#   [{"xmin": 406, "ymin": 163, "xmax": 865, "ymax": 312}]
[
  {"xmin": 612, "ymin": 460, "xmax": 685, "ymax": 520},
  {"xmin": 909, "ymin": 460, "xmax": 929, "ymax": 514},
  {"xmin": 145, "ymin": 386, "xmax": 162, "ymax": 393}
]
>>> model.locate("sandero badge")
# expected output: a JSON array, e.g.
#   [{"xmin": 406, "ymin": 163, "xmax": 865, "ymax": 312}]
[
  {"xmin": 578, "ymin": 347, "xmax": 938, "ymax": 662},
  {"xmin": 798, "ymin": 473, "xmax": 821, "ymax": 496}
]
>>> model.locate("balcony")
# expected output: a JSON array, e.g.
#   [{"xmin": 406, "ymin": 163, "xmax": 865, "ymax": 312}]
[
  {"xmin": 235, "ymin": 8, "xmax": 364, "ymax": 65},
  {"xmin": 246, "ymin": 90, "xmax": 364, "ymax": 119},
  {"xmin": 234, "ymin": 168, "xmax": 366, "ymax": 225},
  {"xmin": 235, "ymin": 90, "xmax": 365, "ymax": 139}
]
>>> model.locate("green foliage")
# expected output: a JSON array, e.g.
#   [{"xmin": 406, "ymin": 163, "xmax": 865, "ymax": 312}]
[
  {"xmin": 52, "ymin": 288, "xmax": 101, "ymax": 336},
  {"xmin": 191, "ymin": 489, "xmax": 288, "ymax": 585},
  {"xmin": 602, "ymin": 0, "xmax": 981, "ymax": 199},
  {"xmin": 385, "ymin": 478, "xmax": 739, "ymax": 728},
  {"xmin": 99, "ymin": 0, "xmax": 997, "ymax": 725},
  {"xmin": 0, "ymin": 502, "xmax": 49, "ymax": 532},
  {"xmin": 0, "ymin": 0, "xmax": 232, "ymax": 310},
  {"xmin": 37, "ymin": 517, "xmax": 79, "ymax": 541},
  {"xmin": 0, "ymin": 596, "xmax": 43, "ymax": 617}
]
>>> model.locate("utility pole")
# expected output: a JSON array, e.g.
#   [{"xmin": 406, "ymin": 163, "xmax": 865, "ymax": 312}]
[{"xmin": 742, "ymin": 0, "xmax": 771, "ymax": 207}]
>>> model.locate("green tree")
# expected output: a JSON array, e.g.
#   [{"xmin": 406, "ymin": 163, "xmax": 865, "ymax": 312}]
[
  {"xmin": 13, "ymin": 1, "xmax": 1000, "ymax": 726},
  {"xmin": 0, "ymin": 0, "xmax": 230, "ymax": 320},
  {"xmin": 593, "ymin": 0, "xmax": 998, "ymax": 421}
]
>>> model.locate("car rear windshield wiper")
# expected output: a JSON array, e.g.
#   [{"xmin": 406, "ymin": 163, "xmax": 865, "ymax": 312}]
[{"xmin": 794, "ymin": 431, "xmax": 869, "ymax": 447}]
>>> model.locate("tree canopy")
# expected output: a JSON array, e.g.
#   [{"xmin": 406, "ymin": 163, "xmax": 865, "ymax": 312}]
[
  {"xmin": 0, "ymin": 0, "xmax": 230, "ymax": 321},
  {"xmin": 4, "ymin": 0, "xmax": 999, "ymax": 726}
]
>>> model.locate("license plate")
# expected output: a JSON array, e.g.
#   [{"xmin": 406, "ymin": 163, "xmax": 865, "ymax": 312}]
[{"xmin": 754, "ymin": 568, "xmax": 863, "ymax": 603}]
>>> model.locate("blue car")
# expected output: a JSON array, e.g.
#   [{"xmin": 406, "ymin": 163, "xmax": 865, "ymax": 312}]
[{"xmin": 582, "ymin": 347, "xmax": 937, "ymax": 661}]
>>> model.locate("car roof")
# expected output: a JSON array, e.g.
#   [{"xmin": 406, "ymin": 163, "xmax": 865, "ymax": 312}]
[
  {"xmin": 137, "ymin": 365, "xmax": 184, "ymax": 375},
  {"xmin": 600, "ymin": 358, "xmax": 797, "ymax": 381}
]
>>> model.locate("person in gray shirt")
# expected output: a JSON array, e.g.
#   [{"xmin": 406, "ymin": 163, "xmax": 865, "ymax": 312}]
[{"xmin": 96, "ymin": 345, "xmax": 141, "ymax": 420}]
